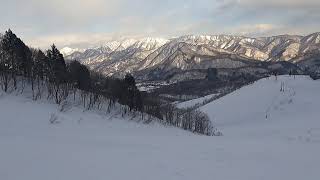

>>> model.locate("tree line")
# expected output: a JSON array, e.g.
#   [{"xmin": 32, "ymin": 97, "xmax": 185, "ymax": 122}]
[{"xmin": 0, "ymin": 29, "xmax": 216, "ymax": 136}]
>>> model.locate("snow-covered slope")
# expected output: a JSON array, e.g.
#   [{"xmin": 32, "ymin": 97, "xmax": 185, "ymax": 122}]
[
  {"xmin": 176, "ymin": 93, "xmax": 218, "ymax": 109},
  {"xmin": 1, "ymin": 75, "xmax": 320, "ymax": 180},
  {"xmin": 201, "ymin": 75, "xmax": 320, "ymax": 137}
]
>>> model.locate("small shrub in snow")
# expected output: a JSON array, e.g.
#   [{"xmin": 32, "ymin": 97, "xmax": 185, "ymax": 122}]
[
  {"xmin": 49, "ymin": 113, "xmax": 59, "ymax": 124},
  {"xmin": 59, "ymin": 100, "xmax": 71, "ymax": 112}
]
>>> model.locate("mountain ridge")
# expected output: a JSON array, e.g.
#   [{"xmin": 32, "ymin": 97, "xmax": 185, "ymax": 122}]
[{"xmin": 63, "ymin": 32, "xmax": 320, "ymax": 81}]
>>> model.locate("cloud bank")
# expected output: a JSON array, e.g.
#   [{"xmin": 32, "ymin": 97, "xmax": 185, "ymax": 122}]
[{"xmin": 0, "ymin": 0, "xmax": 319, "ymax": 48}]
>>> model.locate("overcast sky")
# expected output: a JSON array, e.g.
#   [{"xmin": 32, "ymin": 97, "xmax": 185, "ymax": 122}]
[{"xmin": 1, "ymin": 0, "xmax": 319, "ymax": 48}]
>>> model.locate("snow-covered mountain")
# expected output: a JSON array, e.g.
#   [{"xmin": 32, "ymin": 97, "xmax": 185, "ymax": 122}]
[
  {"xmin": 63, "ymin": 33, "xmax": 320, "ymax": 80},
  {"xmin": 60, "ymin": 47, "xmax": 83, "ymax": 56},
  {"xmin": 105, "ymin": 37, "xmax": 169, "ymax": 51},
  {"xmin": 63, "ymin": 37, "xmax": 169, "ymax": 77}
]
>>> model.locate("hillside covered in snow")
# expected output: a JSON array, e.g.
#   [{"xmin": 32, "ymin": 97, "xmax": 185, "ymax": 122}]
[{"xmin": 1, "ymin": 75, "xmax": 320, "ymax": 180}]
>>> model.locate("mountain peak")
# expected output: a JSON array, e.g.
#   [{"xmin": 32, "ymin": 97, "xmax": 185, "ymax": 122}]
[
  {"xmin": 104, "ymin": 37, "xmax": 168, "ymax": 51},
  {"xmin": 60, "ymin": 47, "xmax": 83, "ymax": 56},
  {"xmin": 302, "ymin": 32, "xmax": 320, "ymax": 44}
]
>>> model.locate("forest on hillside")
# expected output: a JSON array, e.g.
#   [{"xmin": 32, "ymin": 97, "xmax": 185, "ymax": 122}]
[{"xmin": 0, "ymin": 29, "xmax": 216, "ymax": 136}]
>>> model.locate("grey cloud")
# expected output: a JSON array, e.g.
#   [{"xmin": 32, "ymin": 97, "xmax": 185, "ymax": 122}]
[
  {"xmin": 238, "ymin": 0, "xmax": 320, "ymax": 9},
  {"xmin": 1, "ymin": 0, "xmax": 319, "ymax": 48}
]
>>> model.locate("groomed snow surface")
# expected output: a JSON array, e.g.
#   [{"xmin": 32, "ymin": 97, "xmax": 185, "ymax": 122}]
[
  {"xmin": 176, "ymin": 93, "xmax": 218, "ymax": 109},
  {"xmin": 1, "ymin": 75, "xmax": 320, "ymax": 180}
]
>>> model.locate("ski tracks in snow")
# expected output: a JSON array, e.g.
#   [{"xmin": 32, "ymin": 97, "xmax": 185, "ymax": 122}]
[{"xmin": 265, "ymin": 76, "xmax": 296, "ymax": 120}]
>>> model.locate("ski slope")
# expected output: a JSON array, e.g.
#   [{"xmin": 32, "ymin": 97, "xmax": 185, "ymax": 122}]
[
  {"xmin": 201, "ymin": 75, "xmax": 320, "ymax": 138},
  {"xmin": 1, "ymin": 76, "xmax": 320, "ymax": 180},
  {"xmin": 176, "ymin": 93, "xmax": 218, "ymax": 109}
]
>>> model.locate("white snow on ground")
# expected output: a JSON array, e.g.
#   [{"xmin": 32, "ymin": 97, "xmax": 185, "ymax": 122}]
[
  {"xmin": 201, "ymin": 76, "xmax": 320, "ymax": 138},
  {"xmin": 176, "ymin": 93, "xmax": 218, "ymax": 109},
  {"xmin": 1, "ymin": 75, "xmax": 320, "ymax": 180}
]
